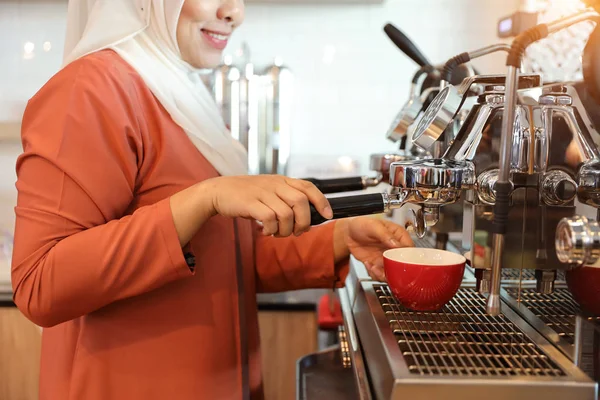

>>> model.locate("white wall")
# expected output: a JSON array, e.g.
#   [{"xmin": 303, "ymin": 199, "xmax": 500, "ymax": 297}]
[{"xmin": 0, "ymin": 1, "xmax": 67, "ymax": 124}]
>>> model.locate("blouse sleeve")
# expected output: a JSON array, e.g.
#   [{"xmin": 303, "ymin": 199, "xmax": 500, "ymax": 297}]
[
  {"xmin": 11, "ymin": 57, "xmax": 192, "ymax": 328},
  {"xmin": 254, "ymin": 221, "xmax": 349, "ymax": 293}
]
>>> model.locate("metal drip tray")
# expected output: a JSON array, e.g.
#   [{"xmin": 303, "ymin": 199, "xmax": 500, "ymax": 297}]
[
  {"xmin": 352, "ymin": 280, "xmax": 596, "ymax": 399},
  {"xmin": 504, "ymin": 288, "xmax": 581, "ymax": 345},
  {"xmin": 378, "ymin": 286, "xmax": 564, "ymax": 377},
  {"xmin": 501, "ymin": 287, "xmax": 600, "ymax": 379}
]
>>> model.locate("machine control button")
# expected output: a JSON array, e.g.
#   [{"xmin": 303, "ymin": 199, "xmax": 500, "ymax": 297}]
[
  {"xmin": 556, "ymin": 216, "xmax": 600, "ymax": 265},
  {"xmin": 543, "ymin": 170, "xmax": 577, "ymax": 205}
]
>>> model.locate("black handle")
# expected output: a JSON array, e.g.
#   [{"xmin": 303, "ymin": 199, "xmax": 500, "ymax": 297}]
[
  {"xmin": 303, "ymin": 176, "xmax": 365, "ymax": 194},
  {"xmin": 384, "ymin": 23, "xmax": 431, "ymax": 67},
  {"xmin": 399, "ymin": 136, "xmax": 408, "ymax": 151},
  {"xmin": 310, "ymin": 193, "xmax": 386, "ymax": 225},
  {"xmin": 442, "ymin": 52, "xmax": 471, "ymax": 83}
]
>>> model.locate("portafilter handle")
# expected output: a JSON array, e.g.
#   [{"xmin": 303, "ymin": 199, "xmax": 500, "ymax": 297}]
[
  {"xmin": 309, "ymin": 193, "xmax": 434, "ymax": 239},
  {"xmin": 310, "ymin": 193, "xmax": 387, "ymax": 225}
]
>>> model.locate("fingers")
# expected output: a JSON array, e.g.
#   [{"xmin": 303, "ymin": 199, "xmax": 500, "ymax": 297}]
[
  {"xmin": 275, "ymin": 185, "xmax": 311, "ymax": 236},
  {"xmin": 287, "ymin": 178, "xmax": 332, "ymax": 221},
  {"xmin": 259, "ymin": 192, "xmax": 296, "ymax": 237},
  {"xmin": 363, "ymin": 219, "xmax": 402, "ymax": 249},
  {"xmin": 250, "ymin": 202, "xmax": 279, "ymax": 236},
  {"xmin": 249, "ymin": 177, "xmax": 332, "ymax": 237},
  {"xmin": 365, "ymin": 261, "xmax": 386, "ymax": 282},
  {"xmin": 383, "ymin": 220, "xmax": 415, "ymax": 248}
]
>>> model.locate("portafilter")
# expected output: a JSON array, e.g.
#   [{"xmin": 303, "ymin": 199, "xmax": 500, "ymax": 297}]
[{"xmin": 308, "ymin": 159, "xmax": 476, "ymax": 238}]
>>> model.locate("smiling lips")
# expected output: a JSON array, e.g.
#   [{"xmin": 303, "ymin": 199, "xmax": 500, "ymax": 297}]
[{"xmin": 201, "ymin": 29, "xmax": 230, "ymax": 50}]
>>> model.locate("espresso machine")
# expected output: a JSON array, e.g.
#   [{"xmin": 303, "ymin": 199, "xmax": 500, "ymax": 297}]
[
  {"xmin": 299, "ymin": 6, "xmax": 600, "ymax": 400},
  {"xmin": 310, "ymin": 8, "xmax": 600, "ymax": 310},
  {"xmin": 303, "ymin": 24, "xmax": 484, "ymax": 242}
]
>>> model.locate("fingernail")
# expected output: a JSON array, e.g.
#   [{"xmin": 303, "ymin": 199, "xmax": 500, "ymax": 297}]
[
  {"xmin": 323, "ymin": 206, "xmax": 333, "ymax": 219},
  {"xmin": 389, "ymin": 239, "xmax": 400, "ymax": 247}
]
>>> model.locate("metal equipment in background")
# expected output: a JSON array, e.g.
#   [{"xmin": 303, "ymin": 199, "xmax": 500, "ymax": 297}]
[{"xmin": 206, "ymin": 44, "xmax": 293, "ymax": 176}]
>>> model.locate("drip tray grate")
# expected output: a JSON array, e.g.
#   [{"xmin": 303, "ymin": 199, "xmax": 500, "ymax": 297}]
[
  {"xmin": 504, "ymin": 287, "xmax": 599, "ymax": 346},
  {"xmin": 502, "ymin": 268, "xmax": 536, "ymax": 280},
  {"xmin": 376, "ymin": 286, "xmax": 566, "ymax": 377},
  {"xmin": 500, "ymin": 268, "xmax": 566, "ymax": 282},
  {"xmin": 412, "ymin": 236, "xmax": 435, "ymax": 249}
]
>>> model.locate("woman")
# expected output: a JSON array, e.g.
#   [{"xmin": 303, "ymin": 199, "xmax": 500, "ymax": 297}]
[{"xmin": 11, "ymin": 1, "xmax": 413, "ymax": 399}]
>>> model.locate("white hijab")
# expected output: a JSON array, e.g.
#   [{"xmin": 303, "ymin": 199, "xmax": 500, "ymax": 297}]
[{"xmin": 63, "ymin": 0, "xmax": 248, "ymax": 176}]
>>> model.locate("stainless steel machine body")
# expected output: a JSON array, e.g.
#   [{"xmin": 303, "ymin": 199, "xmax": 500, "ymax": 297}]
[
  {"xmin": 406, "ymin": 11, "xmax": 600, "ymax": 293},
  {"xmin": 298, "ymin": 258, "xmax": 597, "ymax": 399},
  {"xmin": 450, "ymin": 82, "xmax": 598, "ymax": 293}
]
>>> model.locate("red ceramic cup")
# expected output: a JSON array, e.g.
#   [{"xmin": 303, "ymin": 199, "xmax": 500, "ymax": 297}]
[
  {"xmin": 383, "ymin": 247, "xmax": 466, "ymax": 311},
  {"xmin": 566, "ymin": 265, "xmax": 600, "ymax": 316}
]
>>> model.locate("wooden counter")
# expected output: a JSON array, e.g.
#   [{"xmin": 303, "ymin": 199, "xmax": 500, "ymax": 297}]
[
  {"xmin": 257, "ymin": 290, "xmax": 326, "ymax": 399},
  {"xmin": 259, "ymin": 309, "xmax": 318, "ymax": 400},
  {"xmin": 0, "ymin": 306, "xmax": 42, "ymax": 400}
]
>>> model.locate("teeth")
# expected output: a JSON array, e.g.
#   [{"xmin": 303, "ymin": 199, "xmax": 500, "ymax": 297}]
[{"xmin": 206, "ymin": 32, "xmax": 228, "ymax": 41}]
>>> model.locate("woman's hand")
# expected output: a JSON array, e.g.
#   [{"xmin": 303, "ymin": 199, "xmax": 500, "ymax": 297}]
[
  {"xmin": 335, "ymin": 217, "xmax": 414, "ymax": 281},
  {"xmin": 170, "ymin": 175, "xmax": 332, "ymax": 247},
  {"xmin": 206, "ymin": 175, "xmax": 332, "ymax": 237}
]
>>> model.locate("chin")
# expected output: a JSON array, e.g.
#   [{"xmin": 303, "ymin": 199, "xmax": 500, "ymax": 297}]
[{"xmin": 188, "ymin": 52, "xmax": 223, "ymax": 70}]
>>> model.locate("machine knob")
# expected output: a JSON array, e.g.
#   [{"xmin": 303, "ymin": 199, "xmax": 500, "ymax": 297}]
[
  {"xmin": 477, "ymin": 169, "xmax": 499, "ymax": 205},
  {"xmin": 535, "ymin": 269, "xmax": 557, "ymax": 295},
  {"xmin": 577, "ymin": 160, "xmax": 600, "ymax": 207},
  {"xmin": 555, "ymin": 216, "xmax": 600, "ymax": 265},
  {"xmin": 542, "ymin": 170, "xmax": 577, "ymax": 206}
]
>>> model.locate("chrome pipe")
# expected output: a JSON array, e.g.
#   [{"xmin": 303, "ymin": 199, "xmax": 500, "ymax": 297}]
[
  {"xmin": 486, "ymin": 66, "xmax": 518, "ymax": 316},
  {"xmin": 497, "ymin": 66, "xmax": 519, "ymax": 182},
  {"xmin": 487, "ymin": 234, "xmax": 504, "ymax": 316},
  {"xmin": 468, "ymin": 43, "xmax": 511, "ymax": 59},
  {"xmin": 545, "ymin": 10, "xmax": 599, "ymax": 33},
  {"xmin": 573, "ymin": 315, "xmax": 584, "ymax": 368}
]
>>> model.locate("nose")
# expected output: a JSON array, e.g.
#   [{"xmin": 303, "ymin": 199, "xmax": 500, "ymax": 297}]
[{"xmin": 218, "ymin": 0, "xmax": 245, "ymax": 27}]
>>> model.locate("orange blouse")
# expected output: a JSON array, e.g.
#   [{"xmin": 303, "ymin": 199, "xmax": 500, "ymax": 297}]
[{"xmin": 11, "ymin": 49, "xmax": 348, "ymax": 400}]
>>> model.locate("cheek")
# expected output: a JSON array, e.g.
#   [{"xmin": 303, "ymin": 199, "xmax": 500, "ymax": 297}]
[{"xmin": 177, "ymin": 20, "xmax": 198, "ymax": 54}]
